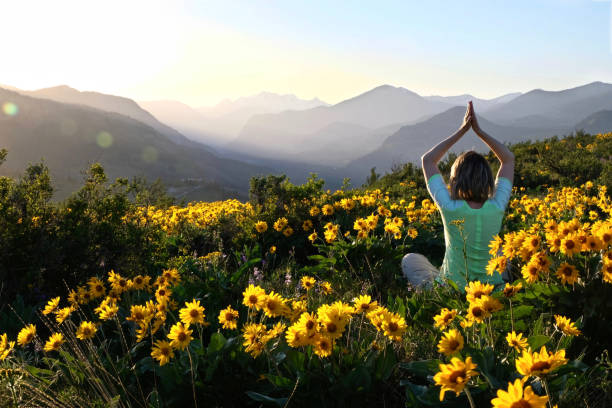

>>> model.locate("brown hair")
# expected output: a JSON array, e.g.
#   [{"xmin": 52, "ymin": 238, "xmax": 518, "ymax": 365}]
[{"xmin": 449, "ymin": 151, "xmax": 494, "ymax": 203}]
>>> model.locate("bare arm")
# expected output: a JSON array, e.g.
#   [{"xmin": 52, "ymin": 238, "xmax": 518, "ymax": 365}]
[
  {"xmin": 469, "ymin": 102, "xmax": 515, "ymax": 183},
  {"xmin": 421, "ymin": 105, "xmax": 472, "ymax": 181}
]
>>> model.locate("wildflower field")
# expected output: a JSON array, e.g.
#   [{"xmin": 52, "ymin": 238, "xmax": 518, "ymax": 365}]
[{"xmin": 0, "ymin": 132, "xmax": 611, "ymax": 407}]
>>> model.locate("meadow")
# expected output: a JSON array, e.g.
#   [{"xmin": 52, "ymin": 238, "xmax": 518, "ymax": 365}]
[{"xmin": 0, "ymin": 132, "xmax": 611, "ymax": 407}]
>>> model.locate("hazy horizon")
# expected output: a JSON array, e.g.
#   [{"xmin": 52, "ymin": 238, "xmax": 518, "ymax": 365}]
[{"xmin": 2, "ymin": 1, "xmax": 612, "ymax": 107}]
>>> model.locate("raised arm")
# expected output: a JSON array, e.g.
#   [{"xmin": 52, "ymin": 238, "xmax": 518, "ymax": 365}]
[
  {"xmin": 469, "ymin": 101, "xmax": 515, "ymax": 183},
  {"xmin": 421, "ymin": 104, "xmax": 472, "ymax": 181}
]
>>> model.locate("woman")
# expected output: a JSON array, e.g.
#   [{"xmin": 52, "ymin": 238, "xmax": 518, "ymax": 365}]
[{"xmin": 402, "ymin": 101, "xmax": 514, "ymax": 289}]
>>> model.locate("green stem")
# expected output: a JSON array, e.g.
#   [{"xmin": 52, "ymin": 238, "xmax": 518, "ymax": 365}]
[
  {"xmin": 187, "ymin": 348, "xmax": 198, "ymax": 408},
  {"xmin": 509, "ymin": 299, "xmax": 515, "ymax": 333},
  {"xmin": 542, "ymin": 377, "xmax": 553, "ymax": 408},
  {"xmin": 464, "ymin": 386, "xmax": 476, "ymax": 408}
]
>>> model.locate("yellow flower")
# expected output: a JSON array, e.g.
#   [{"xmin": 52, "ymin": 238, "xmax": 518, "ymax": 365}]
[
  {"xmin": 161, "ymin": 268, "xmax": 181, "ymax": 286},
  {"xmin": 308, "ymin": 232, "xmax": 318, "ymax": 243},
  {"xmin": 466, "ymin": 300, "xmax": 489, "ymax": 324},
  {"xmin": 301, "ymin": 276, "xmax": 316, "ymax": 291},
  {"xmin": 151, "ymin": 340, "xmax": 174, "ymax": 366},
  {"xmin": 261, "ymin": 291, "xmax": 288, "ymax": 318},
  {"xmin": 0, "ymin": 334, "xmax": 15, "ymax": 360},
  {"xmin": 465, "ymin": 281, "xmax": 494, "ymax": 303},
  {"xmin": 437, "ymin": 329, "xmax": 464, "ymax": 356},
  {"xmin": 179, "ymin": 299, "xmax": 206, "ymax": 326},
  {"xmin": 559, "ymin": 234, "xmax": 581, "ymax": 257},
  {"xmin": 283, "ymin": 227, "xmax": 294, "ymax": 237},
  {"xmin": 17, "ymin": 324, "xmax": 36, "ymax": 346},
  {"xmin": 433, "ymin": 356, "xmax": 478, "ymax": 401},
  {"xmin": 313, "ymin": 334, "xmax": 333, "ymax": 357},
  {"xmin": 433, "ymin": 308, "xmax": 457, "ymax": 330},
  {"xmin": 506, "ymin": 331, "xmax": 528, "ymax": 352},
  {"xmin": 521, "ymin": 259, "xmax": 541, "ymax": 283},
  {"xmin": 285, "ymin": 324, "xmax": 308, "ymax": 348},
  {"xmin": 309, "ymin": 206, "xmax": 320, "ymax": 216},
  {"xmin": 255, "ymin": 221, "xmax": 268, "ymax": 233},
  {"xmin": 87, "ymin": 277, "xmax": 106, "ymax": 298},
  {"xmin": 516, "ymin": 346, "xmax": 568, "ymax": 378},
  {"xmin": 42, "ymin": 297, "xmax": 60, "ymax": 315},
  {"xmin": 555, "ymin": 262, "xmax": 579, "ymax": 285},
  {"xmin": 321, "ymin": 204, "xmax": 334, "ymax": 216},
  {"xmin": 242, "ymin": 323, "xmax": 269, "ymax": 358},
  {"xmin": 130, "ymin": 275, "xmax": 151, "ymax": 291},
  {"xmin": 269, "ymin": 246, "xmax": 277, "ymax": 254},
  {"xmin": 242, "ymin": 284, "xmax": 266, "ymax": 310},
  {"xmin": 218, "ymin": 306, "xmax": 239, "ymax": 330},
  {"xmin": 273, "ymin": 217, "xmax": 288, "ymax": 232},
  {"xmin": 55, "ymin": 307, "xmax": 74, "ymax": 325},
  {"xmin": 302, "ymin": 220, "xmax": 313, "ymax": 231},
  {"xmin": 491, "ymin": 378, "xmax": 548, "ymax": 408},
  {"xmin": 320, "ymin": 281, "xmax": 333, "ymax": 295},
  {"xmin": 584, "ymin": 235, "xmax": 603, "ymax": 251},
  {"xmin": 554, "ymin": 315, "xmax": 581, "ymax": 336},
  {"xmin": 108, "ymin": 270, "xmax": 130, "ymax": 293},
  {"xmin": 167, "ymin": 322, "xmax": 193, "ymax": 350},
  {"xmin": 352, "ymin": 295, "xmax": 378, "ymax": 314},
  {"xmin": 382, "ymin": 312, "xmax": 407, "ymax": 342},
  {"xmin": 43, "ymin": 333, "xmax": 65, "ymax": 352},
  {"xmin": 76, "ymin": 321, "xmax": 97, "ymax": 340},
  {"xmin": 295, "ymin": 312, "xmax": 318, "ymax": 339},
  {"xmin": 502, "ymin": 282, "xmax": 523, "ymax": 298}
]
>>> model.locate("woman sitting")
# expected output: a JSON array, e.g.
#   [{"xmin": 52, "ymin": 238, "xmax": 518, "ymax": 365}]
[{"xmin": 402, "ymin": 102, "xmax": 514, "ymax": 289}]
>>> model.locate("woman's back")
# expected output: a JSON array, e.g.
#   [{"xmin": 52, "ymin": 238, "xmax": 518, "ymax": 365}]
[{"xmin": 427, "ymin": 173, "xmax": 512, "ymax": 287}]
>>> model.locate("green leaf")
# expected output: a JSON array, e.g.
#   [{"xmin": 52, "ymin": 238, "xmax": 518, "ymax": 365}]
[
  {"xmin": 399, "ymin": 359, "xmax": 441, "ymax": 378},
  {"xmin": 527, "ymin": 334, "xmax": 551, "ymax": 350},
  {"xmin": 207, "ymin": 332, "xmax": 227, "ymax": 354},
  {"xmin": 245, "ymin": 391, "xmax": 288, "ymax": 406}
]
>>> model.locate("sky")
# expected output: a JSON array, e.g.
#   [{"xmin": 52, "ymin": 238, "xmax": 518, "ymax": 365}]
[{"xmin": 1, "ymin": 0, "xmax": 612, "ymax": 107}]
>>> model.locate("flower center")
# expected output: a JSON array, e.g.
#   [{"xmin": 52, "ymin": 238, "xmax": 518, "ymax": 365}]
[
  {"xmin": 448, "ymin": 340, "xmax": 459, "ymax": 350},
  {"xmin": 388, "ymin": 322, "xmax": 399, "ymax": 332},
  {"xmin": 178, "ymin": 332, "xmax": 187, "ymax": 342},
  {"xmin": 306, "ymin": 321, "xmax": 315, "ymax": 330},
  {"xmin": 249, "ymin": 295, "xmax": 258, "ymax": 305},
  {"xmin": 326, "ymin": 322, "xmax": 337, "ymax": 333},
  {"xmin": 531, "ymin": 361, "xmax": 551, "ymax": 372},
  {"xmin": 510, "ymin": 400, "xmax": 532, "ymax": 408},
  {"xmin": 448, "ymin": 369, "xmax": 466, "ymax": 384},
  {"xmin": 190, "ymin": 309, "xmax": 199, "ymax": 318}
]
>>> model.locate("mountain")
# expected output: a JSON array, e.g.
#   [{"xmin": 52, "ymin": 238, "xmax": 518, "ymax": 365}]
[
  {"xmin": 484, "ymin": 82, "xmax": 612, "ymax": 127},
  {"xmin": 141, "ymin": 92, "xmax": 328, "ymax": 147},
  {"xmin": 345, "ymin": 106, "xmax": 569, "ymax": 181},
  {"xmin": 0, "ymin": 88, "xmax": 271, "ymax": 200},
  {"xmin": 574, "ymin": 110, "xmax": 612, "ymax": 134},
  {"xmin": 18, "ymin": 85, "xmax": 194, "ymax": 146},
  {"xmin": 230, "ymin": 85, "xmax": 454, "ymax": 157},
  {"xmin": 425, "ymin": 92, "xmax": 522, "ymax": 111}
]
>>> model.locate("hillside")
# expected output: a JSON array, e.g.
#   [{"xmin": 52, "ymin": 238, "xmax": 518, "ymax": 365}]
[
  {"xmin": 0, "ymin": 88, "xmax": 271, "ymax": 200},
  {"xmin": 19, "ymin": 85, "xmax": 194, "ymax": 146},
  {"xmin": 574, "ymin": 110, "xmax": 612, "ymax": 134},
  {"xmin": 484, "ymin": 81, "xmax": 612, "ymax": 127},
  {"xmin": 345, "ymin": 106, "xmax": 569, "ymax": 180}
]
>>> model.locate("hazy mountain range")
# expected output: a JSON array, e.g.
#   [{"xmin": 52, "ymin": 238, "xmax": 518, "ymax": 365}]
[
  {"xmin": 0, "ymin": 87, "xmax": 272, "ymax": 200},
  {"xmin": 141, "ymin": 93, "xmax": 327, "ymax": 148},
  {"xmin": 1, "ymin": 80, "xmax": 612, "ymax": 199}
]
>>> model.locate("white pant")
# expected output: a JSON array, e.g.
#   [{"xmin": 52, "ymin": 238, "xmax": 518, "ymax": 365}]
[{"xmin": 401, "ymin": 253, "xmax": 439, "ymax": 288}]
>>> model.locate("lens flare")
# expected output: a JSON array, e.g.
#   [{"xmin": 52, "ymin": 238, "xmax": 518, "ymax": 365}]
[
  {"xmin": 96, "ymin": 131, "xmax": 113, "ymax": 148},
  {"xmin": 141, "ymin": 146, "xmax": 158, "ymax": 163},
  {"xmin": 2, "ymin": 102, "xmax": 18, "ymax": 116}
]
